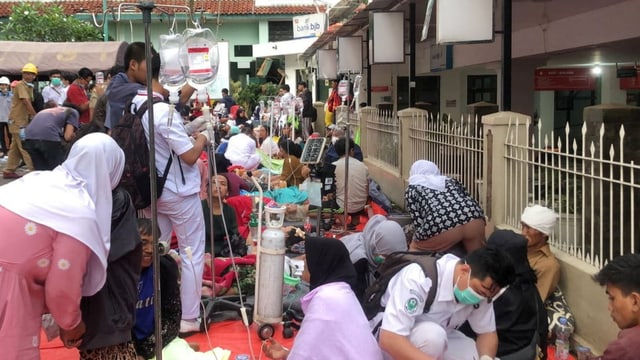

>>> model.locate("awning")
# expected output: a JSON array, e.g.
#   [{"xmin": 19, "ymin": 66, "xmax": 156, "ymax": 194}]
[
  {"xmin": 301, "ymin": 0, "xmax": 400, "ymax": 59},
  {"xmin": 0, "ymin": 41, "xmax": 128, "ymax": 76}
]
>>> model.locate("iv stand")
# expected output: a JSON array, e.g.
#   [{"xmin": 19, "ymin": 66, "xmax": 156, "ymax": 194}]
[{"xmin": 92, "ymin": 3, "xmax": 199, "ymax": 359}]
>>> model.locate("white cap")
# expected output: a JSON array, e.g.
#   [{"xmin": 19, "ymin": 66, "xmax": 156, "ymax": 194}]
[{"xmin": 0, "ymin": 76, "xmax": 10, "ymax": 85}]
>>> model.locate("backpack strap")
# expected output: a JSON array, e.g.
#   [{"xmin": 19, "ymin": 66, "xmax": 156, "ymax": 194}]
[
  {"xmin": 367, "ymin": 251, "xmax": 441, "ymax": 336},
  {"xmin": 384, "ymin": 251, "xmax": 440, "ymax": 313},
  {"xmin": 135, "ymin": 98, "xmax": 174, "ymax": 179},
  {"xmin": 403, "ymin": 252, "xmax": 440, "ymax": 313}
]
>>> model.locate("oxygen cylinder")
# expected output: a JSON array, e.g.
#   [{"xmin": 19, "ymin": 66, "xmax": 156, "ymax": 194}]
[{"xmin": 253, "ymin": 206, "xmax": 286, "ymax": 325}]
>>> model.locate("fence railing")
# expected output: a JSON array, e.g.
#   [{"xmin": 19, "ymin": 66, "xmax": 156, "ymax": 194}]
[
  {"xmin": 359, "ymin": 107, "xmax": 639, "ymax": 268},
  {"xmin": 405, "ymin": 112, "xmax": 484, "ymax": 202},
  {"xmin": 364, "ymin": 110, "xmax": 400, "ymax": 171},
  {"xmin": 503, "ymin": 118, "xmax": 640, "ymax": 268}
]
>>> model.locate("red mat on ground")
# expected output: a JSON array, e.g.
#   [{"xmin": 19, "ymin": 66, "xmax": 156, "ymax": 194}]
[{"xmin": 41, "ymin": 320, "xmax": 295, "ymax": 360}]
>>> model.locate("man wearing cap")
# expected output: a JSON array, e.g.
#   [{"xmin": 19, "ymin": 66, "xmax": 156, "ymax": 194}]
[
  {"xmin": 0, "ymin": 76, "xmax": 12, "ymax": 158},
  {"xmin": 520, "ymin": 205, "xmax": 560, "ymax": 302},
  {"xmin": 3, "ymin": 63, "xmax": 37, "ymax": 179}
]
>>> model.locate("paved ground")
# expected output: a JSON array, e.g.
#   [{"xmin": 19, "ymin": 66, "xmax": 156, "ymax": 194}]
[{"xmin": 0, "ymin": 156, "xmax": 29, "ymax": 186}]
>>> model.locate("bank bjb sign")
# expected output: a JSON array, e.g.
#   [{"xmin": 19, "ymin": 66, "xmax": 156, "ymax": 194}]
[{"xmin": 293, "ymin": 13, "xmax": 326, "ymax": 39}]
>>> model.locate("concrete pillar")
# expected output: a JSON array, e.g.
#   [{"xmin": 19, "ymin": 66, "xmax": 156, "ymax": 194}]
[
  {"xmin": 482, "ymin": 111, "xmax": 530, "ymax": 225},
  {"xmin": 398, "ymin": 107, "xmax": 429, "ymax": 188},
  {"xmin": 358, "ymin": 106, "xmax": 376, "ymax": 158},
  {"xmin": 467, "ymin": 101, "xmax": 499, "ymax": 137},
  {"xmin": 313, "ymin": 101, "xmax": 325, "ymax": 136},
  {"xmin": 335, "ymin": 105, "xmax": 349, "ymax": 128}
]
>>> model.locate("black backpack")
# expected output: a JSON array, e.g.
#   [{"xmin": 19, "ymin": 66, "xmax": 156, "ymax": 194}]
[
  {"xmin": 111, "ymin": 98, "xmax": 171, "ymax": 209},
  {"xmin": 362, "ymin": 251, "xmax": 440, "ymax": 322}
]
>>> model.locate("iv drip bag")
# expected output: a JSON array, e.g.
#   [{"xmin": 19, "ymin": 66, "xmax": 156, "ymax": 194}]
[
  {"xmin": 353, "ymin": 75, "xmax": 362, "ymax": 98},
  {"xmin": 337, "ymin": 79, "xmax": 350, "ymax": 102},
  {"xmin": 181, "ymin": 28, "xmax": 219, "ymax": 90},
  {"xmin": 159, "ymin": 33, "xmax": 187, "ymax": 94}
]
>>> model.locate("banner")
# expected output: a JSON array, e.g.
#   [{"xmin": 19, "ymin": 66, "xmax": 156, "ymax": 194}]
[{"xmin": 292, "ymin": 13, "xmax": 326, "ymax": 39}]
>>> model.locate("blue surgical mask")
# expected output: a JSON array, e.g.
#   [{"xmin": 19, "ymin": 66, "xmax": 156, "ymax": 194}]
[
  {"xmin": 373, "ymin": 255, "xmax": 385, "ymax": 265},
  {"xmin": 51, "ymin": 78, "xmax": 61, "ymax": 87},
  {"xmin": 453, "ymin": 271, "xmax": 485, "ymax": 305}
]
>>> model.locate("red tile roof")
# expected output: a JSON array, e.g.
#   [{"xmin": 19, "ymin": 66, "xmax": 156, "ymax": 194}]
[{"xmin": 0, "ymin": 1, "xmax": 321, "ymax": 18}]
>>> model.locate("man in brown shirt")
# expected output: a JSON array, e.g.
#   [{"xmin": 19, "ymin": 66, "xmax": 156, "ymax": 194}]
[
  {"xmin": 3, "ymin": 63, "xmax": 37, "ymax": 179},
  {"xmin": 521, "ymin": 205, "xmax": 560, "ymax": 302}
]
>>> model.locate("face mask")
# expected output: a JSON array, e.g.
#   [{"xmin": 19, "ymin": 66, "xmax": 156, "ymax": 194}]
[
  {"xmin": 453, "ymin": 271, "xmax": 485, "ymax": 305},
  {"xmin": 51, "ymin": 78, "xmax": 61, "ymax": 87},
  {"xmin": 26, "ymin": 82, "xmax": 34, "ymax": 88},
  {"xmin": 331, "ymin": 136, "xmax": 339, "ymax": 145},
  {"xmin": 373, "ymin": 255, "xmax": 385, "ymax": 265}
]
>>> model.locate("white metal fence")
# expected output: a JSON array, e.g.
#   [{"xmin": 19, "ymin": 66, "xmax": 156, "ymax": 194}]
[
  {"xmin": 504, "ymin": 119, "xmax": 640, "ymax": 268},
  {"xmin": 359, "ymin": 107, "xmax": 639, "ymax": 268},
  {"xmin": 364, "ymin": 110, "xmax": 400, "ymax": 171},
  {"xmin": 406, "ymin": 113, "xmax": 484, "ymax": 202}
]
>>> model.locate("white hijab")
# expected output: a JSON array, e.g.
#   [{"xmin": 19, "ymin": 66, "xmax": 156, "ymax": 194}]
[
  {"xmin": 0, "ymin": 133, "xmax": 124, "ymax": 296},
  {"xmin": 408, "ymin": 160, "xmax": 448, "ymax": 192}
]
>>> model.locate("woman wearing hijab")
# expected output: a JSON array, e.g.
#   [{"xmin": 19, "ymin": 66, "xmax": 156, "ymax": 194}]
[
  {"xmin": 484, "ymin": 230, "xmax": 547, "ymax": 358},
  {"xmin": 405, "ymin": 160, "xmax": 485, "ymax": 255},
  {"xmin": 0, "ymin": 133, "xmax": 124, "ymax": 359},
  {"xmin": 341, "ymin": 214, "xmax": 407, "ymax": 301},
  {"xmin": 263, "ymin": 237, "xmax": 383, "ymax": 360}
]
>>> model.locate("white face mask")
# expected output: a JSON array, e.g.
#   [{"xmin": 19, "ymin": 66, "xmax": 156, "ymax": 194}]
[{"xmin": 331, "ymin": 136, "xmax": 339, "ymax": 145}]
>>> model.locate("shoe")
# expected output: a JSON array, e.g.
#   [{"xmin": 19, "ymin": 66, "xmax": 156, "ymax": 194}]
[
  {"xmin": 3, "ymin": 172, "xmax": 21, "ymax": 179},
  {"xmin": 179, "ymin": 318, "xmax": 202, "ymax": 337}
]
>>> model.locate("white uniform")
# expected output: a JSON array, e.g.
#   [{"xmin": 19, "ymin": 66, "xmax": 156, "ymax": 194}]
[
  {"xmin": 373, "ymin": 254, "xmax": 495, "ymax": 360},
  {"xmin": 133, "ymin": 90, "xmax": 205, "ymax": 320},
  {"xmin": 41, "ymin": 84, "xmax": 66, "ymax": 106}
]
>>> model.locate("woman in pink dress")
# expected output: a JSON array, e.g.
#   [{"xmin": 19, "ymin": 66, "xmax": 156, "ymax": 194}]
[{"xmin": 0, "ymin": 132, "xmax": 124, "ymax": 360}]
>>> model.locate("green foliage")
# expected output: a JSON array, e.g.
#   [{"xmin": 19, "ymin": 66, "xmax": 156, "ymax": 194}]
[
  {"xmin": 0, "ymin": 3, "xmax": 102, "ymax": 42},
  {"xmin": 234, "ymin": 81, "xmax": 279, "ymax": 113}
]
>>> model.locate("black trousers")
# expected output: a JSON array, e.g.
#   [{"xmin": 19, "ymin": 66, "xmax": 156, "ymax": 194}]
[
  {"xmin": 0, "ymin": 122, "xmax": 10, "ymax": 154},
  {"xmin": 23, "ymin": 139, "xmax": 66, "ymax": 170}
]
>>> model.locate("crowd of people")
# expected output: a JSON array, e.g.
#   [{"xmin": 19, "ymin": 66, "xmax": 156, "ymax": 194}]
[{"xmin": 0, "ymin": 41, "xmax": 636, "ymax": 360}]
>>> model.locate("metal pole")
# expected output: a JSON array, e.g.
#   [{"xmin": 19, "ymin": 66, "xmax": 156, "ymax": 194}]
[
  {"xmin": 102, "ymin": 0, "xmax": 108, "ymax": 41},
  {"xmin": 138, "ymin": 2, "xmax": 163, "ymax": 359},
  {"xmin": 343, "ymin": 120, "xmax": 350, "ymax": 231},
  {"xmin": 409, "ymin": 2, "xmax": 416, "ymax": 107},
  {"xmin": 342, "ymin": 74, "xmax": 350, "ymax": 231},
  {"xmin": 502, "ymin": 0, "xmax": 512, "ymax": 111}
]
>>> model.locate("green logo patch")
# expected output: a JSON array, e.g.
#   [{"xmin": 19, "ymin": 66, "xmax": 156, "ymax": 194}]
[{"xmin": 404, "ymin": 297, "xmax": 419, "ymax": 314}]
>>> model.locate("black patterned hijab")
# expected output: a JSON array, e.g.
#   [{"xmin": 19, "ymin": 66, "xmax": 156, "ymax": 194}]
[{"xmin": 305, "ymin": 236, "xmax": 357, "ymax": 291}]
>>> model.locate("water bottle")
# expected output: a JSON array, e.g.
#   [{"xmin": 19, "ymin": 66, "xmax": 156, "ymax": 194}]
[
  {"xmin": 303, "ymin": 216, "xmax": 312, "ymax": 234},
  {"xmin": 95, "ymin": 71, "xmax": 104, "ymax": 85},
  {"xmin": 19, "ymin": 127, "xmax": 26, "ymax": 141},
  {"xmin": 577, "ymin": 346, "xmax": 594, "ymax": 360},
  {"xmin": 555, "ymin": 316, "xmax": 572, "ymax": 360}
]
